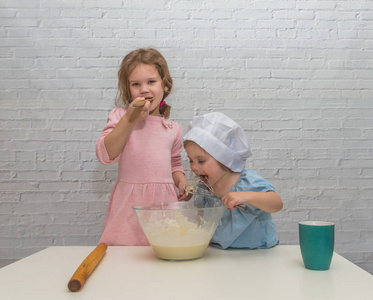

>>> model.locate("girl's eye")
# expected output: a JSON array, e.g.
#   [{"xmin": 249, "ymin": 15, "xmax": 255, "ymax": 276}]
[
  {"xmin": 198, "ymin": 160, "xmax": 205, "ymax": 164},
  {"xmin": 148, "ymin": 80, "xmax": 156, "ymax": 84},
  {"xmin": 131, "ymin": 83, "xmax": 140, "ymax": 87}
]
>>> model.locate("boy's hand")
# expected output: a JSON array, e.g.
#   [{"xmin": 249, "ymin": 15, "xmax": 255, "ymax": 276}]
[
  {"xmin": 222, "ymin": 191, "xmax": 283, "ymax": 213},
  {"xmin": 222, "ymin": 192, "xmax": 248, "ymax": 210}
]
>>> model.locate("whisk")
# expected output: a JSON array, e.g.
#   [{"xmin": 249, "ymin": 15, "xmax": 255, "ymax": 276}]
[{"xmin": 185, "ymin": 176, "xmax": 248, "ymax": 212}]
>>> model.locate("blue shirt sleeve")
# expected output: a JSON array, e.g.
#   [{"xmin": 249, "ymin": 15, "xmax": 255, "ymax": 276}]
[{"xmin": 234, "ymin": 169, "xmax": 275, "ymax": 193}]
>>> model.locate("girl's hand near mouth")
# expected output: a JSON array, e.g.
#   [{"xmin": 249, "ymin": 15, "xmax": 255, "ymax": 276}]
[{"xmin": 132, "ymin": 97, "xmax": 154, "ymax": 107}]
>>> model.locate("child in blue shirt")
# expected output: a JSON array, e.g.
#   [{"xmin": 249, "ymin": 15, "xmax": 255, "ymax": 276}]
[{"xmin": 183, "ymin": 112, "xmax": 283, "ymax": 249}]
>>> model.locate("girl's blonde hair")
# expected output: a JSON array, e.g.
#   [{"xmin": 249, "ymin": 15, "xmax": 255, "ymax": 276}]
[{"xmin": 116, "ymin": 48, "xmax": 173, "ymax": 118}]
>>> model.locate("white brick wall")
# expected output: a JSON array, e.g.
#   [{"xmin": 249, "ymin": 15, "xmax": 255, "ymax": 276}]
[{"xmin": 1, "ymin": 0, "xmax": 372, "ymax": 273}]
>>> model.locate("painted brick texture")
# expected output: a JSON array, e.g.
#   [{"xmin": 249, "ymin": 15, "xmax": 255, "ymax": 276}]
[{"xmin": 1, "ymin": 1, "xmax": 372, "ymax": 273}]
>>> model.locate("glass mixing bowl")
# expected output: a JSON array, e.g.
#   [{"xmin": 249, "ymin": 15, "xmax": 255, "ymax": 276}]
[{"xmin": 132, "ymin": 200, "xmax": 224, "ymax": 261}]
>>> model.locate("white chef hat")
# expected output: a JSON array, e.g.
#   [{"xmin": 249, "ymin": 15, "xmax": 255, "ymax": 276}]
[{"xmin": 183, "ymin": 112, "xmax": 252, "ymax": 172}]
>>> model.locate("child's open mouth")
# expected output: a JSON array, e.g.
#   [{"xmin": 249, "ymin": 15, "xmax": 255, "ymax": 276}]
[{"xmin": 200, "ymin": 175, "xmax": 209, "ymax": 185}]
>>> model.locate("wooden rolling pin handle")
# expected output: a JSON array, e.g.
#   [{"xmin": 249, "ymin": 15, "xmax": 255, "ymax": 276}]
[{"xmin": 67, "ymin": 243, "xmax": 108, "ymax": 292}]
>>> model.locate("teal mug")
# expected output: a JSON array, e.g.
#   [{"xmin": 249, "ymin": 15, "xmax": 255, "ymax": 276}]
[{"xmin": 299, "ymin": 221, "xmax": 335, "ymax": 271}]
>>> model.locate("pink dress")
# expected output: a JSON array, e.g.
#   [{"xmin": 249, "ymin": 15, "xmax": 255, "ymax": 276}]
[{"xmin": 96, "ymin": 108, "xmax": 184, "ymax": 246}]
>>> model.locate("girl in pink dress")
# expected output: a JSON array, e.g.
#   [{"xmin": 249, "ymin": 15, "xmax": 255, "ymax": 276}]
[{"xmin": 96, "ymin": 48, "xmax": 187, "ymax": 245}]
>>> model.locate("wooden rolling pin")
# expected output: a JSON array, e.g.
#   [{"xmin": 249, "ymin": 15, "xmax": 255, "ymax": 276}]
[{"xmin": 67, "ymin": 243, "xmax": 108, "ymax": 292}]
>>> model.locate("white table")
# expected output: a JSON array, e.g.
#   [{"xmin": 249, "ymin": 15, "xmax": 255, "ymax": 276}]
[{"xmin": 0, "ymin": 245, "xmax": 372, "ymax": 300}]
